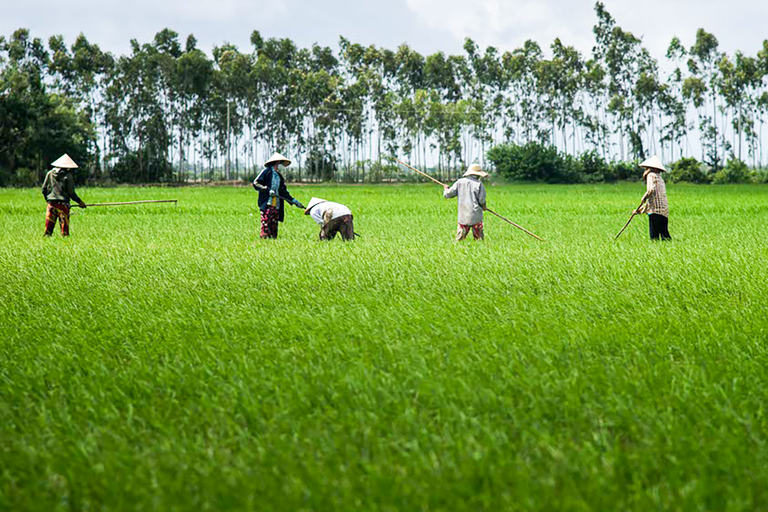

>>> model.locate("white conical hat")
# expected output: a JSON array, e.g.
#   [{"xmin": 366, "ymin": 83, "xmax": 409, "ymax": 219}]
[
  {"xmin": 639, "ymin": 155, "xmax": 666, "ymax": 172},
  {"xmin": 304, "ymin": 197, "xmax": 326, "ymax": 215},
  {"xmin": 51, "ymin": 153, "xmax": 78, "ymax": 169},
  {"xmin": 265, "ymin": 152, "xmax": 291, "ymax": 167},
  {"xmin": 463, "ymin": 163, "xmax": 488, "ymax": 178}
]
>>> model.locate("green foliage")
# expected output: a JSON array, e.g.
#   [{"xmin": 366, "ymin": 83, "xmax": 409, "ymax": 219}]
[
  {"xmin": 669, "ymin": 157, "xmax": 709, "ymax": 183},
  {"xmin": 3, "ymin": 184, "xmax": 768, "ymax": 510},
  {"xmin": 110, "ymin": 151, "xmax": 174, "ymax": 183},
  {"xmin": 487, "ymin": 142, "xmax": 582, "ymax": 183},
  {"xmin": 712, "ymin": 158, "xmax": 752, "ymax": 184},
  {"xmin": 487, "ymin": 143, "xmax": 639, "ymax": 183}
]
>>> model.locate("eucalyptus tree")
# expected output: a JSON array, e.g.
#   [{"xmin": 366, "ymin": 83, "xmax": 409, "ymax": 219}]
[
  {"xmin": 685, "ymin": 29, "xmax": 722, "ymax": 168},
  {"xmin": 48, "ymin": 33, "xmax": 113, "ymax": 173},
  {"xmin": 718, "ymin": 52, "xmax": 761, "ymax": 163},
  {"xmin": 502, "ymin": 40, "xmax": 546, "ymax": 145},
  {"xmin": 592, "ymin": 1, "xmax": 655, "ymax": 159}
]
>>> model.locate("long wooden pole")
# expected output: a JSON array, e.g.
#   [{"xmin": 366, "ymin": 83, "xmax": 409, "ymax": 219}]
[
  {"xmin": 83, "ymin": 200, "xmax": 178, "ymax": 206},
  {"xmin": 485, "ymin": 208, "xmax": 545, "ymax": 242},
  {"xmin": 395, "ymin": 159, "xmax": 544, "ymax": 242},
  {"xmin": 614, "ymin": 202, "xmax": 644, "ymax": 239},
  {"xmin": 395, "ymin": 159, "xmax": 448, "ymax": 187}
]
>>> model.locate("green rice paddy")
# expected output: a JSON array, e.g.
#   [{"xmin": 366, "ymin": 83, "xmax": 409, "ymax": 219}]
[{"xmin": 2, "ymin": 182, "xmax": 768, "ymax": 510}]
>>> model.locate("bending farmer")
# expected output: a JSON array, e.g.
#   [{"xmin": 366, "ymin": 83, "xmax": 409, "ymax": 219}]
[
  {"xmin": 253, "ymin": 152, "xmax": 305, "ymax": 239},
  {"xmin": 443, "ymin": 164, "xmax": 487, "ymax": 241},
  {"xmin": 304, "ymin": 197, "xmax": 355, "ymax": 241},
  {"xmin": 42, "ymin": 154, "xmax": 86, "ymax": 237},
  {"xmin": 634, "ymin": 155, "xmax": 671, "ymax": 240}
]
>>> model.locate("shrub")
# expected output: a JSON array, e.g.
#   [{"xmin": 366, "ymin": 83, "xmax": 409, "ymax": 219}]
[
  {"xmin": 10, "ymin": 167, "xmax": 39, "ymax": 187},
  {"xmin": 712, "ymin": 159, "xmax": 751, "ymax": 184},
  {"xmin": 610, "ymin": 161, "xmax": 641, "ymax": 181},
  {"xmin": 669, "ymin": 157, "xmax": 708, "ymax": 183},
  {"xmin": 487, "ymin": 142, "xmax": 582, "ymax": 183},
  {"xmin": 579, "ymin": 151, "xmax": 613, "ymax": 182}
]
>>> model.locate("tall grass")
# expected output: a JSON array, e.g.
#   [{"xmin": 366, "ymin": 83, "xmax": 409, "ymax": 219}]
[{"xmin": 2, "ymin": 183, "xmax": 768, "ymax": 510}]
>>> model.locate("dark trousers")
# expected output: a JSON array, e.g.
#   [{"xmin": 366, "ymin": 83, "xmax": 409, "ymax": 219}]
[
  {"xmin": 320, "ymin": 214, "xmax": 355, "ymax": 241},
  {"xmin": 649, "ymin": 213, "xmax": 671, "ymax": 240}
]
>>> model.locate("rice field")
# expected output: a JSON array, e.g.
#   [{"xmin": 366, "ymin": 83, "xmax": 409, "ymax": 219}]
[{"xmin": 2, "ymin": 182, "xmax": 768, "ymax": 511}]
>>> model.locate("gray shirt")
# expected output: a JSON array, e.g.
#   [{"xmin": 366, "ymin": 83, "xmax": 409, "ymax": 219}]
[{"xmin": 443, "ymin": 177, "xmax": 486, "ymax": 225}]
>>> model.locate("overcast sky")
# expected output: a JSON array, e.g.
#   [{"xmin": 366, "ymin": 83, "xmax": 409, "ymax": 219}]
[{"xmin": 3, "ymin": 0, "xmax": 767, "ymax": 63}]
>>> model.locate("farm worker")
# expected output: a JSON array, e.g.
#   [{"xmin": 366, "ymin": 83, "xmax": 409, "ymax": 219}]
[
  {"xmin": 633, "ymin": 155, "xmax": 671, "ymax": 240},
  {"xmin": 304, "ymin": 197, "xmax": 355, "ymax": 241},
  {"xmin": 253, "ymin": 152, "xmax": 305, "ymax": 239},
  {"xmin": 443, "ymin": 163, "xmax": 488, "ymax": 241},
  {"xmin": 41, "ymin": 153, "xmax": 87, "ymax": 237}
]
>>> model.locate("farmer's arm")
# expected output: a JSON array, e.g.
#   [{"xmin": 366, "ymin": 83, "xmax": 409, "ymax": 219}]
[
  {"xmin": 254, "ymin": 168, "xmax": 269, "ymax": 188},
  {"xmin": 279, "ymin": 180, "xmax": 304, "ymax": 208},
  {"xmin": 322, "ymin": 208, "xmax": 333, "ymax": 225},
  {"xmin": 478, "ymin": 183, "xmax": 487, "ymax": 210},
  {"xmin": 443, "ymin": 181, "xmax": 458, "ymax": 198},
  {"xmin": 41, "ymin": 172, "xmax": 50, "ymax": 199},
  {"xmin": 635, "ymin": 175, "xmax": 654, "ymax": 214},
  {"xmin": 66, "ymin": 174, "xmax": 85, "ymax": 206}
]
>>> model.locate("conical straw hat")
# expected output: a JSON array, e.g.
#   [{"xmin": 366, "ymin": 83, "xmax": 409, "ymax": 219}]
[
  {"xmin": 265, "ymin": 152, "xmax": 291, "ymax": 167},
  {"xmin": 51, "ymin": 153, "xmax": 78, "ymax": 169},
  {"xmin": 304, "ymin": 197, "xmax": 326, "ymax": 215},
  {"xmin": 463, "ymin": 163, "xmax": 488, "ymax": 178},
  {"xmin": 639, "ymin": 155, "xmax": 666, "ymax": 172}
]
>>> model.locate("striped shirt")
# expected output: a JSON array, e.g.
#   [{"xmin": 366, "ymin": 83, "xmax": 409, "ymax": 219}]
[{"xmin": 640, "ymin": 172, "xmax": 668, "ymax": 217}]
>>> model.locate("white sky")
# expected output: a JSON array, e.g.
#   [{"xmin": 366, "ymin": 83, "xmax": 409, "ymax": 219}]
[{"xmin": 2, "ymin": 0, "xmax": 767, "ymax": 64}]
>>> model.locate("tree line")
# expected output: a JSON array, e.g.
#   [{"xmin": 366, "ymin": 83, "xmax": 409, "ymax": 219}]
[{"xmin": 2, "ymin": 2, "xmax": 768, "ymax": 186}]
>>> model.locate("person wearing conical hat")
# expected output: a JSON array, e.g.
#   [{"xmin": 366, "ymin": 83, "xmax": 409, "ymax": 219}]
[
  {"xmin": 252, "ymin": 152, "xmax": 305, "ymax": 239},
  {"xmin": 41, "ymin": 154, "xmax": 87, "ymax": 237},
  {"xmin": 443, "ymin": 164, "xmax": 488, "ymax": 241},
  {"xmin": 304, "ymin": 197, "xmax": 355, "ymax": 241},
  {"xmin": 633, "ymin": 155, "xmax": 671, "ymax": 240}
]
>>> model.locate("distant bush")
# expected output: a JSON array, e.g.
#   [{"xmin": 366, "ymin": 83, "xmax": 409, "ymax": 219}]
[
  {"xmin": 10, "ymin": 167, "xmax": 38, "ymax": 187},
  {"xmin": 110, "ymin": 152, "xmax": 174, "ymax": 183},
  {"xmin": 712, "ymin": 159, "xmax": 751, "ymax": 184},
  {"xmin": 579, "ymin": 150, "xmax": 611, "ymax": 182},
  {"xmin": 669, "ymin": 157, "xmax": 709, "ymax": 183},
  {"xmin": 487, "ymin": 142, "xmax": 582, "ymax": 183},
  {"xmin": 487, "ymin": 143, "xmax": 642, "ymax": 183}
]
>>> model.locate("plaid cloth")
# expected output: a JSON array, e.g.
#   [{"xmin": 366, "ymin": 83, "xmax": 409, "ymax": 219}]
[
  {"xmin": 456, "ymin": 222, "xmax": 484, "ymax": 241},
  {"xmin": 260, "ymin": 206, "xmax": 279, "ymax": 239},
  {"xmin": 44, "ymin": 202, "xmax": 70, "ymax": 236},
  {"xmin": 640, "ymin": 172, "xmax": 669, "ymax": 217}
]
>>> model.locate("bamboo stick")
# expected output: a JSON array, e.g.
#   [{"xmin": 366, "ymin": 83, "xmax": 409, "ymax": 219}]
[
  {"xmin": 614, "ymin": 202, "xmax": 644, "ymax": 239},
  {"xmin": 83, "ymin": 200, "xmax": 178, "ymax": 206},
  {"xmin": 485, "ymin": 208, "xmax": 545, "ymax": 242},
  {"xmin": 395, "ymin": 159, "xmax": 448, "ymax": 187}
]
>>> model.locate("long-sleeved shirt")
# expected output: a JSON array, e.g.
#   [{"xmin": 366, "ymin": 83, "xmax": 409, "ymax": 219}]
[
  {"xmin": 639, "ymin": 172, "xmax": 668, "ymax": 217},
  {"xmin": 253, "ymin": 166, "xmax": 296, "ymax": 222},
  {"xmin": 308, "ymin": 201, "xmax": 352, "ymax": 226},
  {"xmin": 443, "ymin": 176, "xmax": 486, "ymax": 225},
  {"xmin": 42, "ymin": 168, "xmax": 82, "ymax": 204}
]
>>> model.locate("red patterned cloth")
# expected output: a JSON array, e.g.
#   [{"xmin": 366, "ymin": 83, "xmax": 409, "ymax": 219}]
[
  {"xmin": 260, "ymin": 206, "xmax": 279, "ymax": 239},
  {"xmin": 456, "ymin": 221, "xmax": 483, "ymax": 241},
  {"xmin": 44, "ymin": 202, "xmax": 70, "ymax": 237}
]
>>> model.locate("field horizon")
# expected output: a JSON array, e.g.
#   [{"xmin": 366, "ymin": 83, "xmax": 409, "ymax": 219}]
[{"xmin": 2, "ymin": 182, "xmax": 768, "ymax": 511}]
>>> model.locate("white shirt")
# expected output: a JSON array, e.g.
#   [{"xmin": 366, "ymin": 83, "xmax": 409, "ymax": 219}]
[{"xmin": 308, "ymin": 201, "xmax": 352, "ymax": 225}]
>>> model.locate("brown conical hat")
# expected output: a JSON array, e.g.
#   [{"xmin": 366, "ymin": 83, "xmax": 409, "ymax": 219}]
[
  {"xmin": 463, "ymin": 163, "xmax": 488, "ymax": 178},
  {"xmin": 265, "ymin": 152, "xmax": 291, "ymax": 167},
  {"xmin": 51, "ymin": 153, "xmax": 79, "ymax": 169},
  {"xmin": 639, "ymin": 155, "xmax": 666, "ymax": 172}
]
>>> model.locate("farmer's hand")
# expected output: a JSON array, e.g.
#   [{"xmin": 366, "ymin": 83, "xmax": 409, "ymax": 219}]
[
  {"xmin": 269, "ymin": 190, "xmax": 277, "ymax": 197},
  {"xmin": 443, "ymin": 185, "xmax": 449, "ymax": 191},
  {"xmin": 78, "ymin": 201, "xmax": 87, "ymax": 209},
  {"xmin": 633, "ymin": 208, "xmax": 641, "ymax": 215},
  {"xmin": 293, "ymin": 200, "xmax": 305, "ymax": 209}
]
